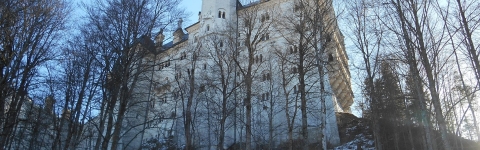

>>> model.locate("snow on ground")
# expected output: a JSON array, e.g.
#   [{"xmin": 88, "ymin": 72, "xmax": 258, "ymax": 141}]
[{"xmin": 334, "ymin": 133, "xmax": 374, "ymax": 150}]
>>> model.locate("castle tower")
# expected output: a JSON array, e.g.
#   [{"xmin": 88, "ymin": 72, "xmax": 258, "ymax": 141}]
[{"xmin": 200, "ymin": 0, "xmax": 238, "ymax": 32}]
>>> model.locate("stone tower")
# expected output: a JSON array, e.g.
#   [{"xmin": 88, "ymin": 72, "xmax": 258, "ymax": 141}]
[{"xmin": 200, "ymin": 0, "xmax": 237, "ymax": 32}]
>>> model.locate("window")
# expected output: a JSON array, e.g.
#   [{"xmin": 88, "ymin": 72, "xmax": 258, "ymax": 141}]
[
  {"xmin": 294, "ymin": 3, "xmax": 304, "ymax": 12},
  {"xmin": 292, "ymin": 66, "xmax": 297, "ymax": 73},
  {"xmin": 289, "ymin": 45, "xmax": 297, "ymax": 54},
  {"xmin": 158, "ymin": 64, "xmax": 164, "ymax": 70},
  {"xmin": 293, "ymin": 85, "xmax": 297, "ymax": 94},
  {"xmin": 199, "ymin": 84, "xmax": 206, "ymax": 93},
  {"xmin": 173, "ymin": 90, "xmax": 180, "ymax": 99},
  {"xmin": 219, "ymin": 11, "xmax": 226, "ymax": 19},
  {"xmin": 160, "ymin": 95, "xmax": 167, "ymax": 103},
  {"xmin": 262, "ymin": 92, "xmax": 269, "ymax": 101},
  {"xmin": 328, "ymin": 54, "xmax": 334, "ymax": 62},
  {"xmin": 192, "ymin": 53, "xmax": 197, "ymax": 61},
  {"xmin": 260, "ymin": 33, "xmax": 269, "ymax": 41},
  {"xmin": 150, "ymin": 98, "xmax": 155, "ymax": 108},
  {"xmin": 180, "ymin": 52, "xmax": 187, "ymax": 60},
  {"xmin": 220, "ymin": 41, "xmax": 224, "ymax": 47},
  {"xmin": 261, "ymin": 13, "xmax": 270, "ymax": 22},
  {"xmin": 165, "ymin": 60, "xmax": 171, "ymax": 68},
  {"xmin": 244, "ymin": 19, "xmax": 251, "ymax": 27},
  {"xmin": 325, "ymin": 35, "xmax": 331, "ymax": 43},
  {"xmin": 262, "ymin": 72, "xmax": 271, "ymax": 81},
  {"xmin": 204, "ymin": 63, "xmax": 207, "ymax": 70},
  {"xmin": 254, "ymin": 55, "xmax": 263, "ymax": 64},
  {"xmin": 175, "ymin": 72, "xmax": 182, "ymax": 80},
  {"xmin": 207, "ymin": 25, "xmax": 210, "ymax": 31},
  {"xmin": 187, "ymin": 68, "xmax": 191, "ymax": 76}
]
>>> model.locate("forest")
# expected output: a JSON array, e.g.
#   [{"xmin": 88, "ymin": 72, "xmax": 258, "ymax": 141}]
[{"xmin": 1, "ymin": 0, "xmax": 479, "ymax": 150}]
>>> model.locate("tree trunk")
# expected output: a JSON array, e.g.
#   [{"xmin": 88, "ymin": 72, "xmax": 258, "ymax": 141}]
[
  {"xmin": 111, "ymin": 85, "xmax": 130, "ymax": 150},
  {"xmin": 184, "ymin": 68, "xmax": 195, "ymax": 150}
]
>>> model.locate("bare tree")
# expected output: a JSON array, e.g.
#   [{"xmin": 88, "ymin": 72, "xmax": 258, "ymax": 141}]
[
  {"xmin": 272, "ymin": 44, "xmax": 301, "ymax": 150},
  {"xmin": 234, "ymin": 3, "xmax": 275, "ymax": 149},
  {"xmin": 344, "ymin": 1, "xmax": 385, "ymax": 149},
  {"xmin": 198, "ymin": 32, "xmax": 242, "ymax": 149},
  {"xmin": 396, "ymin": 1, "xmax": 450, "ymax": 149},
  {"xmin": 81, "ymin": 0, "xmax": 183, "ymax": 149},
  {"xmin": 438, "ymin": 0, "xmax": 480, "ymax": 141},
  {"xmin": 0, "ymin": 0, "xmax": 69, "ymax": 149},
  {"xmin": 275, "ymin": 0, "xmax": 345, "ymax": 149}
]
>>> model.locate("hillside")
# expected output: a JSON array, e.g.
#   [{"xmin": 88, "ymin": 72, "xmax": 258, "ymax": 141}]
[{"xmin": 335, "ymin": 113, "xmax": 480, "ymax": 150}]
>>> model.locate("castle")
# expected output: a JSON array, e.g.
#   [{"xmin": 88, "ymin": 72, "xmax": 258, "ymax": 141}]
[{"xmin": 120, "ymin": 0, "xmax": 353, "ymax": 149}]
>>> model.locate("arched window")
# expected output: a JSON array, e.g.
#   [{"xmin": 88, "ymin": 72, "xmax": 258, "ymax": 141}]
[
  {"xmin": 218, "ymin": 11, "xmax": 222, "ymax": 18},
  {"xmin": 222, "ymin": 12, "xmax": 226, "ymax": 19}
]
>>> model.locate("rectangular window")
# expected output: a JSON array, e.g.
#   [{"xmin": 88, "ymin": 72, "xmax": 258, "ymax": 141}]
[{"xmin": 150, "ymin": 98, "xmax": 155, "ymax": 108}]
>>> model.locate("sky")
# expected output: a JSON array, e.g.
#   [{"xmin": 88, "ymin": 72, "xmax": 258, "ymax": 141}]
[{"xmin": 179, "ymin": 0, "xmax": 202, "ymax": 26}]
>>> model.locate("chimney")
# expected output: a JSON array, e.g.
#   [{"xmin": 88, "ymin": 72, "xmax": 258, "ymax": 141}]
[
  {"xmin": 155, "ymin": 30, "xmax": 164, "ymax": 47},
  {"xmin": 62, "ymin": 109, "xmax": 71, "ymax": 120},
  {"xmin": 198, "ymin": 11, "xmax": 202, "ymax": 21},
  {"xmin": 173, "ymin": 18, "xmax": 185, "ymax": 44},
  {"xmin": 44, "ymin": 95, "xmax": 55, "ymax": 114}
]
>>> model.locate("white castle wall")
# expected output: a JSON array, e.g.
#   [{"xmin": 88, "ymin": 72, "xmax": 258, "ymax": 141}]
[{"xmin": 119, "ymin": 0, "xmax": 350, "ymax": 149}]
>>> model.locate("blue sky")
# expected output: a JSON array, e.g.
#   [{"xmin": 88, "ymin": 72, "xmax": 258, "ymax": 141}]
[
  {"xmin": 70, "ymin": 0, "xmax": 202, "ymax": 26},
  {"xmin": 180, "ymin": 0, "xmax": 202, "ymax": 26}
]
